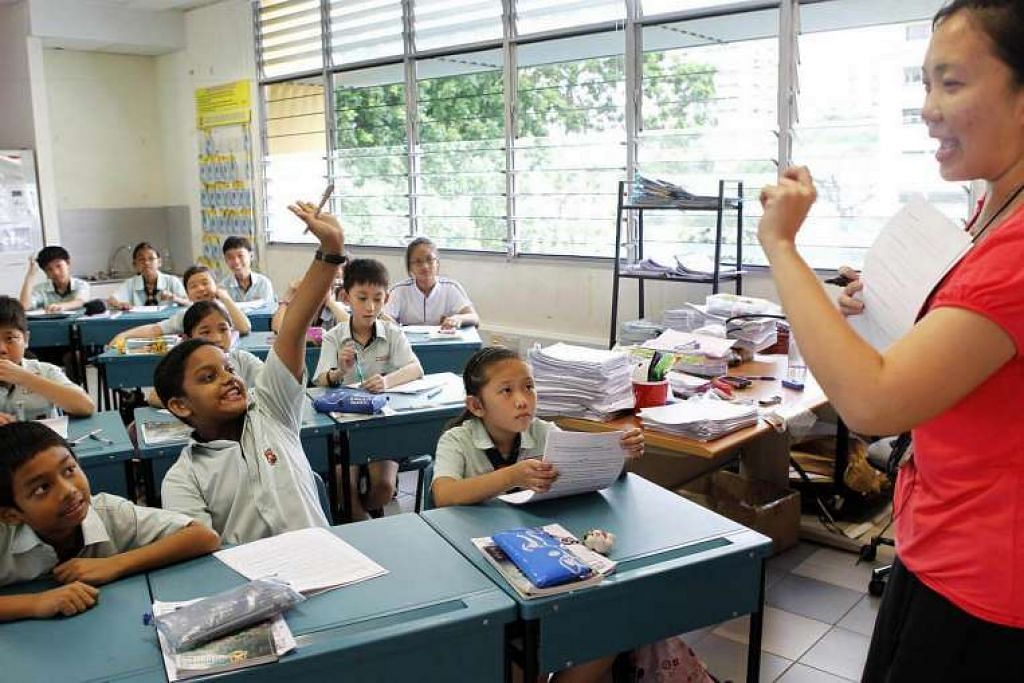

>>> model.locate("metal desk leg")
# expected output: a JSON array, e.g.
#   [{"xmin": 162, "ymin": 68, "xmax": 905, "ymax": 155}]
[
  {"xmin": 336, "ymin": 432, "xmax": 353, "ymax": 524},
  {"xmin": 524, "ymin": 619, "xmax": 540, "ymax": 683},
  {"xmin": 746, "ymin": 560, "xmax": 766, "ymax": 683}
]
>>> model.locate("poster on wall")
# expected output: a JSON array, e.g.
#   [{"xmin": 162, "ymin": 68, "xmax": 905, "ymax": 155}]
[{"xmin": 195, "ymin": 81, "xmax": 256, "ymax": 280}]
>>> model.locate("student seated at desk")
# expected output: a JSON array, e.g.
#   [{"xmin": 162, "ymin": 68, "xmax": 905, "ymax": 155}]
[
  {"xmin": 221, "ymin": 236, "xmax": 277, "ymax": 306},
  {"xmin": 313, "ymin": 258, "xmax": 423, "ymax": 521},
  {"xmin": 107, "ymin": 242, "xmax": 189, "ymax": 311},
  {"xmin": 146, "ymin": 300, "xmax": 265, "ymax": 407},
  {"xmin": 19, "ymin": 246, "xmax": 90, "ymax": 313},
  {"xmin": 384, "ymin": 237, "xmax": 479, "ymax": 329},
  {"xmin": 0, "ymin": 297, "xmax": 94, "ymax": 421},
  {"xmin": 0, "ymin": 421, "xmax": 219, "ymax": 622},
  {"xmin": 432, "ymin": 346, "xmax": 643, "ymax": 683},
  {"xmin": 270, "ymin": 271, "xmax": 349, "ymax": 334},
  {"xmin": 155, "ymin": 200, "xmax": 342, "ymax": 544},
  {"xmin": 109, "ymin": 266, "xmax": 252, "ymax": 348}
]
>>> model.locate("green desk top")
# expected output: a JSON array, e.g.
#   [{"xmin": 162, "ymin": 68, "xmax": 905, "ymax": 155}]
[
  {"xmin": 0, "ymin": 573, "xmax": 163, "ymax": 683},
  {"xmin": 68, "ymin": 410, "xmax": 134, "ymax": 464}
]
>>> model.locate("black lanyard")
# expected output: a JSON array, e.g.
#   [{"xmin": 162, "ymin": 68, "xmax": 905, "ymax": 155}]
[{"xmin": 484, "ymin": 434, "xmax": 522, "ymax": 471}]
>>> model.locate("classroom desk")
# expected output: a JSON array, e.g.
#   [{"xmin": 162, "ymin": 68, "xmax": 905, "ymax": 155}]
[
  {"xmin": 26, "ymin": 311, "xmax": 82, "ymax": 348},
  {"xmin": 237, "ymin": 331, "xmax": 320, "ymax": 378},
  {"xmin": 245, "ymin": 303, "xmax": 276, "ymax": 332},
  {"xmin": 133, "ymin": 399, "xmax": 335, "ymax": 505},
  {"xmin": 309, "ymin": 373, "xmax": 465, "ymax": 522},
  {"xmin": 146, "ymin": 514, "xmax": 517, "ymax": 682},
  {"xmin": 556, "ymin": 356, "xmax": 828, "ymax": 489},
  {"xmin": 69, "ymin": 410, "xmax": 136, "ymax": 499},
  {"xmin": 423, "ymin": 474, "xmax": 772, "ymax": 683},
  {"xmin": 77, "ymin": 306, "xmax": 184, "ymax": 348},
  {"xmin": 403, "ymin": 326, "xmax": 483, "ymax": 374},
  {"xmin": 0, "ymin": 573, "xmax": 164, "ymax": 683}
]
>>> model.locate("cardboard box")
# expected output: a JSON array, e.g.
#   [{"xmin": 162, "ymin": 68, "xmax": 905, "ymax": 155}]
[{"xmin": 708, "ymin": 470, "xmax": 801, "ymax": 554}]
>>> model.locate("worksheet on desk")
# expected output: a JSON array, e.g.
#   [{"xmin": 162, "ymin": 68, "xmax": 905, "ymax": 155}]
[
  {"xmin": 848, "ymin": 196, "xmax": 970, "ymax": 351},
  {"xmin": 499, "ymin": 430, "xmax": 625, "ymax": 505}
]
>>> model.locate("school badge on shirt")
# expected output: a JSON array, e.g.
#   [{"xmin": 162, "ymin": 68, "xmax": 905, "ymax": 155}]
[{"xmin": 263, "ymin": 448, "xmax": 278, "ymax": 466}]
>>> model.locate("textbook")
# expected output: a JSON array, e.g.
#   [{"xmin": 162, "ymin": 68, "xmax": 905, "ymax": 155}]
[
  {"xmin": 153, "ymin": 600, "xmax": 296, "ymax": 682},
  {"xmin": 140, "ymin": 420, "xmax": 192, "ymax": 445},
  {"xmin": 472, "ymin": 524, "xmax": 616, "ymax": 599}
]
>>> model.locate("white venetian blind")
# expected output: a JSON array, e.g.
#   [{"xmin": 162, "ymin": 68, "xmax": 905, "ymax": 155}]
[
  {"xmin": 414, "ymin": 0, "xmax": 503, "ymax": 52},
  {"xmin": 257, "ymin": 0, "xmax": 324, "ymax": 79},
  {"xmin": 328, "ymin": 0, "xmax": 404, "ymax": 66},
  {"xmin": 514, "ymin": 0, "xmax": 625, "ymax": 36}
]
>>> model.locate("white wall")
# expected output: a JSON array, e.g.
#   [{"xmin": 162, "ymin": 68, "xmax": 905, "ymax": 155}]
[
  {"xmin": 29, "ymin": 0, "xmax": 184, "ymax": 55},
  {"xmin": 43, "ymin": 48, "xmax": 170, "ymax": 209},
  {"xmin": 0, "ymin": 2, "xmax": 36, "ymax": 149}
]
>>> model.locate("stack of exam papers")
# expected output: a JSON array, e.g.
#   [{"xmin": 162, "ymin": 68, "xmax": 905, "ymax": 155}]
[
  {"xmin": 529, "ymin": 343, "xmax": 634, "ymax": 420},
  {"xmin": 662, "ymin": 306, "xmax": 707, "ymax": 332},
  {"xmin": 667, "ymin": 371, "xmax": 711, "ymax": 398},
  {"xmin": 619, "ymin": 319, "xmax": 664, "ymax": 345},
  {"xmin": 638, "ymin": 397, "xmax": 758, "ymax": 441},
  {"xmin": 620, "ymin": 253, "xmax": 743, "ymax": 280}
]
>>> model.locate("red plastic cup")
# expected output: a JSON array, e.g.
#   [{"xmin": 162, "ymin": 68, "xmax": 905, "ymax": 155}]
[{"xmin": 632, "ymin": 379, "xmax": 669, "ymax": 410}]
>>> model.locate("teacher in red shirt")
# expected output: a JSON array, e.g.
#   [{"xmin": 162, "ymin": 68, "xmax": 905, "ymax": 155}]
[{"xmin": 757, "ymin": 1, "xmax": 1024, "ymax": 680}]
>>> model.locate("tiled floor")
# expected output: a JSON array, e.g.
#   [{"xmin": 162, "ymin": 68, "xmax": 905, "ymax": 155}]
[{"xmin": 683, "ymin": 540, "xmax": 893, "ymax": 682}]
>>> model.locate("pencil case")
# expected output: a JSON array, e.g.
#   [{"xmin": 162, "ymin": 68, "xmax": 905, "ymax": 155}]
[
  {"xmin": 491, "ymin": 527, "xmax": 593, "ymax": 588},
  {"xmin": 313, "ymin": 387, "xmax": 388, "ymax": 415},
  {"xmin": 153, "ymin": 577, "xmax": 304, "ymax": 652}
]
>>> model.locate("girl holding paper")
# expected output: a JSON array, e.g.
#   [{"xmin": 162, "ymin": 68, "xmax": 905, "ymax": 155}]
[{"xmin": 757, "ymin": 1, "xmax": 1024, "ymax": 679}]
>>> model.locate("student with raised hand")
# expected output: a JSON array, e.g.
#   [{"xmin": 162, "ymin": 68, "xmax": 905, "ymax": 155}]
[
  {"xmin": 107, "ymin": 243, "xmax": 188, "ymax": 311},
  {"xmin": 313, "ymin": 258, "xmax": 423, "ymax": 521},
  {"xmin": 0, "ymin": 297, "xmax": 94, "ymax": 421},
  {"xmin": 19, "ymin": 247, "xmax": 91, "ymax": 313},
  {"xmin": 431, "ymin": 346, "xmax": 643, "ymax": 683},
  {"xmin": 270, "ymin": 274, "xmax": 348, "ymax": 334},
  {"xmin": 109, "ymin": 265, "xmax": 251, "ymax": 348},
  {"xmin": 0, "ymin": 421, "xmax": 220, "ymax": 622},
  {"xmin": 155, "ymin": 201, "xmax": 345, "ymax": 544},
  {"xmin": 756, "ymin": 2, "xmax": 1024, "ymax": 678},
  {"xmin": 221, "ymin": 236, "xmax": 277, "ymax": 306},
  {"xmin": 384, "ymin": 237, "xmax": 479, "ymax": 329},
  {"xmin": 146, "ymin": 300, "xmax": 264, "ymax": 407}
]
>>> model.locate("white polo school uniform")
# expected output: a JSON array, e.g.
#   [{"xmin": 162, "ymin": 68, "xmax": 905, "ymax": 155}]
[{"xmin": 383, "ymin": 277, "xmax": 473, "ymax": 326}]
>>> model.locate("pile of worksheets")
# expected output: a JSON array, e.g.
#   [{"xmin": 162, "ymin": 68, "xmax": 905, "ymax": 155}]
[
  {"xmin": 638, "ymin": 397, "xmax": 758, "ymax": 441},
  {"xmin": 530, "ymin": 343, "xmax": 634, "ymax": 420},
  {"xmin": 662, "ymin": 306, "xmax": 707, "ymax": 332},
  {"xmin": 619, "ymin": 319, "xmax": 664, "ymax": 345}
]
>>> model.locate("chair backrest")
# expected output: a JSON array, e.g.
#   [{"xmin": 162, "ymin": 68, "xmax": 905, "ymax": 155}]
[{"xmin": 312, "ymin": 471, "xmax": 332, "ymax": 523}]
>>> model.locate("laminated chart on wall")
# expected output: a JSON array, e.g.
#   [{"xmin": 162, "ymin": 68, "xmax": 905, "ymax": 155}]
[{"xmin": 197, "ymin": 124, "xmax": 256, "ymax": 279}]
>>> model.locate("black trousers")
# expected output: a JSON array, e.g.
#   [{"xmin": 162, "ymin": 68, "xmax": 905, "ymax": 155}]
[{"xmin": 862, "ymin": 556, "xmax": 1024, "ymax": 682}]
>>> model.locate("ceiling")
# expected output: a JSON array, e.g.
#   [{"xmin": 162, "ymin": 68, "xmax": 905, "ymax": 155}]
[{"xmin": 69, "ymin": 0, "xmax": 223, "ymax": 10}]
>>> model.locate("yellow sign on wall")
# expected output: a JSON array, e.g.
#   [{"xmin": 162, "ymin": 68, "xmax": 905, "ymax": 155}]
[{"xmin": 195, "ymin": 80, "xmax": 252, "ymax": 128}]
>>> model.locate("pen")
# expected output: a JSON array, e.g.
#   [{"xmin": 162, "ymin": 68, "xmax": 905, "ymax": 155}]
[
  {"xmin": 315, "ymin": 183, "xmax": 334, "ymax": 217},
  {"xmin": 354, "ymin": 356, "xmax": 365, "ymax": 384},
  {"xmin": 737, "ymin": 375, "xmax": 776, "ymax": 381},
  {"xmin": 69, "ymin": 429, "xmax": 102, "ymax": 446},
  {"xmin": 425, "ymin": 387, "xmax": 443, "ymax": 399}
]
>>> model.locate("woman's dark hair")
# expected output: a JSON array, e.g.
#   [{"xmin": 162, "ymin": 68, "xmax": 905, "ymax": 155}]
[
  {"xmin": 934, "ymin": 1, "xmax": 1024, "ymax": 86},
  {"xmin": 132, "ymin": 242, "xmax": 159, "ymax": 261},
  {"xmin": 404, "ymin": 236, "xmax": 438, "ymax": 273},
  {"xmin": 182, "ymin": 299, "xmax": 232, "ymax": 336},
  {"xmin": 445, "ymin": 346, "xmax": 522, "ymax": 429}
]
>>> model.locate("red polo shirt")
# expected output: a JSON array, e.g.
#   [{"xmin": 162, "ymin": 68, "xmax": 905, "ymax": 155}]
[{"xmin": 897, "ymin": 202, "xmax": 1024, "ymax": 627}]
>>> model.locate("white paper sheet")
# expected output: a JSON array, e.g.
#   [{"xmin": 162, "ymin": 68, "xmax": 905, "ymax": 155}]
[
  {"xmin": 848, "ymin": 196, "xmax": 971, "ymax": 351},
  {"xmin": 213, "ymin": 527, "xmax": 388, "ymax": 594},
  {"xmin": 235, "ymin": 299, "xmax": 267, "ymax": 311},
  {"xmin": 130, "ymin": 305, "xmax": 167, "ymax": 313},
  {"xmin": 37, "ymin": 416, "xmax": 68, "ymax": 438},
  {"xmin": 384, "ymin": 372, "xmax": 458, "ymax": 395},
  {"xmin": 499, "ymin": 430, "xmax": 625, "ymax": 505}
]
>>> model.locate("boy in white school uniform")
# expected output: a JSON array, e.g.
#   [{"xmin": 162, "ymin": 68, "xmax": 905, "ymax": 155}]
[
  {"xmin": 155, "ymin": 201, "xmax": 345, "ymax": 545},
  {"xmin": 221, "ymin": 236, "xmax": 277, "ymax": 306},
  {"xmin": 0, "ymin": 297, "xmax": 94, "ymax": 421},
  {"xmin": 19, "ymin": 246, "xmax": 91, "ymax": 313},
  {"xmin": 0, "ymin": 421, "xmax": 219, "ymax": 622},
  {"xmin": 108, "ymin": 242, "xmax": 189, "ymax": 310},
  {"xmin": 313, "ymin": 258, "xmax": 423, "ymax": 521},
  {"xmin": 384, "ymin": 237, "xmax": 479, "ymax": 329},
  {"xmin": 109, "ymin": 265, "xmax": 251, "ymax": 348}
]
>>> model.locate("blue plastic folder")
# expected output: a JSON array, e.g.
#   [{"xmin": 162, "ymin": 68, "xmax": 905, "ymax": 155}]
[
  {"xmin": 491, "ymin": 527, "xmax": 593, "ymax": 588},
  {"xmin": 313, "ymin": 387, "xmax": 388, "ymax": 415}
]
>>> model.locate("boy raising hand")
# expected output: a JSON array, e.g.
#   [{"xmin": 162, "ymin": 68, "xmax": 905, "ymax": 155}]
[{"xmin": 157, "ymin": 201, "xmax": 346, "ymax": 544}]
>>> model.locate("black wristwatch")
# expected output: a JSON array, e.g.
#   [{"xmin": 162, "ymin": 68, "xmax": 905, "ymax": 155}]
[{"xmin": 315, "ymin": 249, "xmax": 348, "ymax": 265}]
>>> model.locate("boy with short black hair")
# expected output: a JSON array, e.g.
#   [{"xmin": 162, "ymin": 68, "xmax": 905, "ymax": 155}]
[
  {"xmin": 221, "ymin": 236, "xmax": 276, "ymax": 306},
  {"xmin": 109, "ymin": 265, "xmax": 251, "ymax": 348},
  {"xmin": 156, "ymin": 202, "xmax": 345, "ymax": 544},
  {"xmin": 0, "ymin": 297, "xmax": 94, "ymax": 421},
  {"xmin": 313, "ymin": 258, "xmax": 423, "ymax": 521},
  {"xmin": 19, "ymin": 246, "xmax": 91, "ymax": 313},
  {"xmin": 0, "ymin": 421, "xmax": 220, "ymax": 622}
]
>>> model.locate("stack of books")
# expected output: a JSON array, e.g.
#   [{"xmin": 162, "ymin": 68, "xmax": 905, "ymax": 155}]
[
  {"xmin": 638, "ymin": 398, "xmax": 758, "ymax": 441},
  {"xmin": 628, "ymin": 174, "xmax": 697, "ymax": 207},
  {"xmin": 529, "ymin": 343, "xmax": 634, "ymax": 420},
  {"xmin": 620, "ymin": 253, "xmax": 743, "ymax": 281}
]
